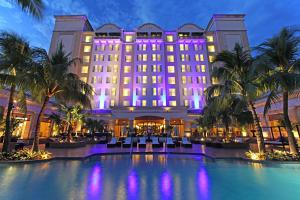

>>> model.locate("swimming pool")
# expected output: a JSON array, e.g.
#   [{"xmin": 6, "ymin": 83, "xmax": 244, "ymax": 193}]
[{"xmin": 1, "ymin": 155, "xmax": 300, "ymax": 200}]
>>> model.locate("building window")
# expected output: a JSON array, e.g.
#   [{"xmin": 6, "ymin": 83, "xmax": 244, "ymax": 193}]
[
  {"xmin": 152, "ymin": 76, "xmax": 157, "ymax": 84},
  {"xmin": 201, "ymin": 65, "xmax": 206, "ymax": 72},
  {"xmin": 152, "ymin": 100, "xmax": 157, "ymax": 106},
  {"xmin": 208, "ymin": 45, "xmax": 215, "ymax": 52},
  {"xmin": 207, "ymin": 35, "xmax": 214, "ymax": 42},
  {"xmin": 183, "ymin": 88, "xmax": 187, "ymax": 96},
  {"xmin": 181, "ymin": 65, "xmax": 186, "ymax": 72},
  {"xmin": 125, "ymin": 45, "xmax": 133, "ymax": 52},
  {"xmin": 142, "ymin": 100, "xmax": 147, "ymax": 107},
  {"xmin": 123, "ymin": 101, "xmax": 130, "ymax": 106},
  {"xmin": 153, "ymin": 88, "xmax": 157, "ymax": 96},
  {"xmin": 107, "ymin": 65, "xmax": 112, "ymax": 72},
  {"xmin": 169, "ymin": 88, "xmax": 176, "ymax": 96},
  {"xmin": 168, "ymin": 66, "xmax": 175, "ymax": 73},
  {"xmin": 97, "ymin": 77, "xmax": 102, "ymax": 83},
  {"xmin": 168, "ymin": 77, "xmax": 176, "ymax": 84},
  {"xmin": 105, "ymin": 88, "xmax": 110, "ymax": 96},
  {"xmin": 152, "ymin": 65, "xmax": 161, "ymax": 72},
  {"xmin": 124, "ymin": 66, "xmax": 131, "ymax": 73},
  {"xmin": 152, "ymin": 44, "xmax": 159, "ymax": 51},
  {"xmin": 83, "ymin": 56, "xmax": 90, "ymax": 63},
  {"xmin": 166, "ymin": 45, "xmax": 174, "ymax": 52},
  {"xmin": 209, "ymin": 55, "xmax": 215, "ymax": 62},
  {"xmin": 124, "ymin": 77, "xmax": 130, "ymax": 84},
  {"xmin": 166, "ymin": 35, "xmax": 174, "ymax": 42},
  {"xmin": 112, "ymin": 76, "xmax": 117, "ymax": 84},
  {"xmin": 85, "ymin": 35, "xmax": 92, "ymax": 42},
  {"xmin": 125, "ymin": 35, "xmax": 133, "ymax": 42},
  {"xmin": 106, "ymin": 77, "xmax": 111, "ymax": 83},
  {"xmin": 111, "ymin": 88, "xmax": 116, "ymax": 96},
  {"xmin": 169, "ymin": 101, "xmax": 176, "ymax": 106},
  {"xmin": 83, "ymin": 45, "xmax": 91, "ymax": 53},
  {"xmin": 110, "ymin": 100, "xmax": 115, "ymax": 107},
  {"xmin": 182, "ymin": 76, "xmax": 186, "ymax": 84},
  {"xmin": 123, "ymin": 88, "xmax": 130, "ymax": 96},
  {"xmin": 184, "ymin": 100, "xmax": 189, "ymax": 107},
  {"xmin": 125, "ymin": 55, "xmax": 132, "ymax": 62},
  {"xmin": 200, "ymin": 54, "xmax": 204, "ymax": 61},
  {"xmin": 167, "ymin": 55, "xmax": 174, "ymax": 62},
  {"xmin": 113, "ymin": 65, "xmax": 118, "ymax": 72},
  {"xmin": 142, "ymin": 76, "xmax": 147, "ymax": 84},
  {"xmin": 202, "ymin": 76, "xmax": 207, "ymax": 84},
  {"xmin": 197, "ymin": 76, "xmax": 201, "ymax": 84},
  {"xmin": 91, "ymin": 76, "xmax": 96, "ymax": 84},
  {"xmin": 142, "ymin": 88, "xmax": 147, "ymax": 96},
  {"xmin": 81, "ymin": 66, "xmax": 89, "ymax": 73}
]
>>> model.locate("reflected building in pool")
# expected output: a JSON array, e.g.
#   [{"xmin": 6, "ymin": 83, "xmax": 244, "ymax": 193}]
[{"xmin": 47, "ymin": 14, "xmax": 250, "ymax": 137}]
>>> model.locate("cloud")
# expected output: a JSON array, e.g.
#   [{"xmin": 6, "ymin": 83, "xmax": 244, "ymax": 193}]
[{"xmin": 0, "ymin": 0, "xmax": 13, "ymax": 8}]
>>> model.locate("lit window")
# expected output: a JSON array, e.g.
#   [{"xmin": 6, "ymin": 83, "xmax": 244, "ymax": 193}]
[
  {"xmin": 124, "ymin": 66, "xmax": 131, "ymax": 73},
  {"xmin": 182, "ymin": 76, "xmax": 186, "ymax": 84},
  {"xmin": 143, "ymin": 54, "xmax": 147, "ymax": 61},
  {"xmin": 166, "ymin": 45, "xmax": 174, "ymax": 52},
  {"xmin": 209, "ymin": 55, "xmax": 215, "ymax": 62},
  {"xmin": 181, "ymin": 65, "xmax": 186, "ymax": 72},
  {"xmin": 202, "ymin": 76, "xmax": 207, "ymax": 84},
  {"xmin": 115, "ymin": 44, "xmax": 120, "ymax": 51},
  {"xmin": 142, "ymin": 76, "xmax": 147, "ymax": 84},
  {"xmin": 108, "ymin": 44, "xmax": 113, "ymax": 51},
  {"xmin": 123, "ymin": 101, "xmax": 130, "ymax": 106},
  {"xmin": 169, "ymin": 101, "xmax": 176, "ymax": 106},
  {"xmin": 85, "ymin": 35, "xmax": 92, "ymax": 42},
  {"xmin": 123, "ymin": 88, "xmax": 130, "ymax": 96},
  {"xmin": 125, "ymin": 35, "xmax": 133, "ymax": 42},
  {"xmin": 197, "ymin": 76, "xmax": 201, "ymax": 84},
  {"xmin": 152, "ymin": 100, "xmax": 157, "ymax": 106},
  {"xmin": 168, "ymin": 66, "xmax": 175, "ymax": 73},
  {"xmin": 142, "ymin": 100, "xmax": 147, "ymax": 107},
  {"xmin": 125, "ymin": 55, "xmax": 132, "ymax": 62},
  {"xmin": 207, "ymin": 35, "xmax": 214, "ymax": 42},
  {"xmin": 184, "ymin": 100, "xmax": 189, "ymax": 106},
  {"xmin": 81, "ymin": 77, "xmax": 87, "ymax": 83},
  {"xmin": 112, "ymin": 76, "xmax": 117, "ymax": 84},
  {"xmin": 195, "ymin": 54, "xmax": 199, "ymax": 61},
  {"xmin": 153, "ymin": 88, "xmax": 157, "ymax": 96},
  {"xmin": 81, "ymin": 66, "xmax": 89, "ymax": 73},
  {"xmin": 212, "ymin": 77, "xmax": 218, "ymax": 84},
  {"xmin": 152, "ymin": 76, "xmax": 157, "ymax": 84},
  {"xmin": 168, "ymin": 77, "xmax": 176, "ymax": 84},
  {"xmin": 208, "ymin": 45, "xmax": 215, "ymax": 52},
  {"xmin": 125, "ymin": 45, "xmax": 132, "ymax": 52},
  {"xmin": 113, "ymin": 65, "xmax": 118, "ymax": 72},
  {"xmin": 167, "ymin": 55, "xmax": 174, "ymax": 62},
  {"xmin": 152, "ymin": 54, "xmax": 156, "ymax": 61},
  {"xmin": 152, "ymin": 44, "xmax": 157, "ymax": 51},
  {"xmin": 196, "ymin": 65, "xmax": 201, "ymax": 72},
  {"xmin": 201, "ymin": 65, "xmax": 206, "ymax": 72},
  {"xmin": 194, "ymin": 44, "xmax": 198, "ymax": 51},
  {"xmin": 83, "ymin": 45, "xmax": 91, "ymax": 53},
  {"xmin": 179, "ymin": 44, "xmax": 184, "ymax": 51},
  {"xmin": 83, "ymin": 56, "xmax": 90, "ymax": 63},
  {"xmin": 124, "ymin": 77, "xmax": 130, "ymax": 84},
  {"xmin": 138, "ymin": 44, "xmax": 147, "ymax": 51},
  {"xmin": 200, "ymin": 54, "xmax": 204, "ymax": 61},
  {"xmin": 166, "ymin": 35, "xmax": 174, "ymax": 42},
  {"xmin": 157, "ymin": 76, "xmax": 162, "ymax": 83},
  {"xmin": 169, "ymin": 88, "xmax": 176, "ymax": 96},
  {"xmin": 183, "ymin": 88, "xmax": 187, "ymax": 96},
  {"xmin": 110, "ymin": 100, "xmax": 115, "ymax": 107},
  {"xmin": 142, "ymin": 88, "xmax": 147, "ymax": 96},
  {"xmin": 111, "ymin": 88, "xmax": 116, "ymax": 96}
]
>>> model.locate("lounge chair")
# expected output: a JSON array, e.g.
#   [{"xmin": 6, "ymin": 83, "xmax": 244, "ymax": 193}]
[
  {"xmin": 152, "ymin": 137, "xmax": 161, "ymax": 148},
  {"xmin": 122, "ymin": 137, "xmax": 132, "ymax": 148},
  {"xmin": 138, "ymin": 137, "xmax": 147, "ymax": 148},
  {"xmin": 182, "ymin": 137, "xmax": 192, "ymax": 148},
  {"xmin": 107, "ymin": 137, "xmax": 117, "ymax": 148},
  {"xmin": 166, "ymin": 137, "xmax": 175, "ymax": 148}
]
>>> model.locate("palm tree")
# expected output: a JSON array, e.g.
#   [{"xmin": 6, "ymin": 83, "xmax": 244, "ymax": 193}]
[
  {"xmin": 30, "ymin": 43, "xmax": 92, "ymax": 151},
  {"xmin": 48, "ymin": 113, "xmax": 63, "ymax": 135},
  {"xmin": 9, "ymin": 0, "xmax": 44, "ymax": 19},
  {"xmin": 0, "ymin": 32, "xmax": 35, "ymax": 152},
  {"xmin": 256, "ymin": 27, "xmax": 300, "ymax": 154},
  {"xmin": 206, "ymin": 44, "xmax": 266, "ymax": 153}
]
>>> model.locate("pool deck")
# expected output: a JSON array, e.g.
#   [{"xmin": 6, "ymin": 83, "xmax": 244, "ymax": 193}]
[{"xmin": 45, "ymin": 144, "xmax": 248, "ymax": 159}]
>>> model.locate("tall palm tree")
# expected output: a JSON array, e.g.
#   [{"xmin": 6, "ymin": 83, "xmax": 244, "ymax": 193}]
[
  {"xmin": 9, "ymin": 0, "xmax": 44, "ymax": 19},
  {"xmin": 30, "ymin": 43, "xmax": 92, "ymax": 151},
  {"xmin": 0, "ymin": 32, "xmax": 35, "ymax": 152},
  {"xmin": 206, "ymin": 44, "xmax": 266, "ymax": 153},
  {"xmin": 257, "ymin": 27, "xmax": 300, "ymax": 154}
]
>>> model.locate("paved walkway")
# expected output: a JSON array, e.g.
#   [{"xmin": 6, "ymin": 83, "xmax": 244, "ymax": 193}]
[{"xmin": 46, "ymin": 144, "xmax": 248, "ymax": 159}]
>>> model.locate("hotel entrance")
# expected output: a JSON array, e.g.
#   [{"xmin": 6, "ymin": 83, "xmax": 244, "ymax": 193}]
[{"xmin": 135, "ymin": 116, "xmax": 164, "ymax": 135}]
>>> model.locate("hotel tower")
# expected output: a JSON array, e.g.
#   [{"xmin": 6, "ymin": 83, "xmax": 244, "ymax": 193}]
[{"xmin": 49, "ymin": 14, "xmax": 250, "ymax": 137}]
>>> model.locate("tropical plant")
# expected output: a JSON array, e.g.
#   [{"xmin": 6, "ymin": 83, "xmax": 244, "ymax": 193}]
[
  {"xmin": 84, "ymin": 118, "xmax": 105, "ymax": 134},
  {"xmin": 256, "ymin": 27, "xmax": 300, "ymax": 154},
  {"xmin": 30, "ymin": 43, "xmax": 92, "ymax": 151},
  {"xmin": 206, "ymin": 43, "xmax": 266, "ymax": 153},
  {"xmin": 0, "ymin": 32, "xmax": 37, "ymax": 152},
  {"xmin": 48, "ymin": 113, "xmax": 63, "ymax": 136},
  {"xmin": 8, "ymin": 0, "xmax": 44, "ymax": 19}
]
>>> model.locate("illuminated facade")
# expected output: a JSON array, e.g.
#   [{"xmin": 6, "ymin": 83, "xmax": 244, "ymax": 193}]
[{"xmin": 49, "ymin": 14, "xmax": 250, "ymax": 136}]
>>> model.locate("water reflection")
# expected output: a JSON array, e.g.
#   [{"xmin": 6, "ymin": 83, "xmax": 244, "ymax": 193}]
[
  {"xmin": 88, "ymin": 164, "xmax": 102, "ymax": 199},
  {"xmin": 161, "ymin": 171, "xmax": 172, "ymax": 199},
  {"xmin": 198, "ymin": 167, "xmax": 210, "ymax": 200},
  {"xmin": 128, "ymin": 170, "xmax": 138, "ymax": 196}
]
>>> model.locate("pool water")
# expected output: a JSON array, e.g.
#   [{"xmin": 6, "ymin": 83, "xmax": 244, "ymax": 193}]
[{"xmin": 1, "ymin": 155, "xmax": 300, "ymax": 200}]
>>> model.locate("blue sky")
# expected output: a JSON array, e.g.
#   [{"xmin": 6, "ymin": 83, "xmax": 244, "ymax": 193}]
[{"xmin": 0, "ymin": 0, "xmax": 299, "ymax": 50}]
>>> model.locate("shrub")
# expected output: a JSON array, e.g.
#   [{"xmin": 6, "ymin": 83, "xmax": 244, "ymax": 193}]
[
  {"xmin": 0, "ymin": 149, "xmax": 52, "ymax": 161},
  {"xmin": 245, "ymin": 150, "xmax": 300, "ymax": 161}
]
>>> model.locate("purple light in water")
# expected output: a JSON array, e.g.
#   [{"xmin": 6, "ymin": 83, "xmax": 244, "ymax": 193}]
[
  {"xmin": 90, "ymin": 165, "xmax": 101, "ymax": 195},
  {"xmin": 198, "ymin": 168, "xmax": 209, "ymax": 200},
  {"xmin": 127, "ymin": 170, "xmax": 138, "ymax": 197},
  {"xmin": 161, "ymin": 171, "xmax": 172, "ymax": 198}
]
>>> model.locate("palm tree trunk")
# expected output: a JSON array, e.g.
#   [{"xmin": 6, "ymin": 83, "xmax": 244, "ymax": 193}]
[
  {"xmin": 32, "ymin": 96, "xmax": 49, "ymax": 152},
  {"xmin": 2, "ymin": 86, "xmax": 15, "ymax": 153},
  {"xmin": 283, "ymin": 91, "xmax": 298, "ymax": 154},
  {"xmin": 249, "ymin": 101, "xmax": 266, "ymax": 153}
]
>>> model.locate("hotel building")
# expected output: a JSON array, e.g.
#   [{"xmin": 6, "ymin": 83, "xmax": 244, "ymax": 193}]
[{"xmin": 48, "ymin": 14, "xmax": 250, "ymax": 137}]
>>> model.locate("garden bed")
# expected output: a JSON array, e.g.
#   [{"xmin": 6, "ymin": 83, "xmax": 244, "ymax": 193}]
[{"xmin": 0, "ymin": 149, "xmax": 52, "ymax": 161}]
